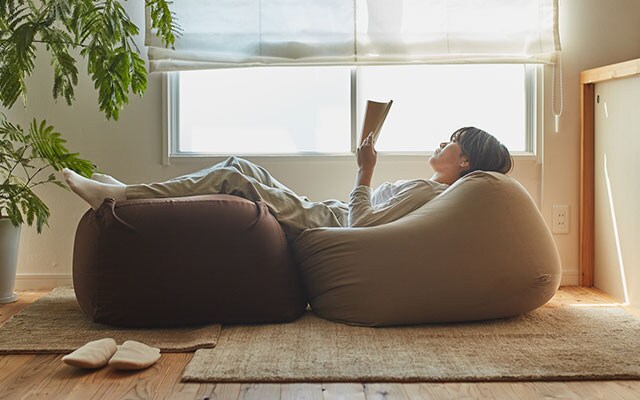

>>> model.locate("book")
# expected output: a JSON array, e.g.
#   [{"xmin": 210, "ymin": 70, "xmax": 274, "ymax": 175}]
[{"xmin": 360, "ymin": 99, "xmax": 393, "ymax": 145}]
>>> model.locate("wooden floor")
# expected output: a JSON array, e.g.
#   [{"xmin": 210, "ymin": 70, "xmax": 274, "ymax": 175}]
[{"xmin": 1, "ymin": 286, "xmax": 639, "ymax": 400}]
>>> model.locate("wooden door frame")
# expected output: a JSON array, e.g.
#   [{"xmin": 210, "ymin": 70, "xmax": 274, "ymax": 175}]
[{"xmin": 579, "ymin": 58, "xmax": 640, "ymax": 287}]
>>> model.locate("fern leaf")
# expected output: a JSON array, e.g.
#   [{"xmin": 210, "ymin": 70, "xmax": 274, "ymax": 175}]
[{"xmin": 146, "ymin": 0, "xmax": 180, "ymax": 48}]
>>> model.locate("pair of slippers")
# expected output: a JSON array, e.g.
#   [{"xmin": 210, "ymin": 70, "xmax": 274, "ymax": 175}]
[{"xmin": 62, "ymin": 338, "xmax": 161, "ymax": 370}]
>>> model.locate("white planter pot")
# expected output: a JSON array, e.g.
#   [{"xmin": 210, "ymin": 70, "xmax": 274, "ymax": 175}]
[{"xmin": 0, "ymin": 218, "xmax": 20, "ymax": 304}]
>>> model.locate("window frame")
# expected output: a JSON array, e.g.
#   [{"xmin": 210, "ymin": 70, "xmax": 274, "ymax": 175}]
[{"xmin": 162, "ymin": 65, "xmax": 539, "ymax": 164}]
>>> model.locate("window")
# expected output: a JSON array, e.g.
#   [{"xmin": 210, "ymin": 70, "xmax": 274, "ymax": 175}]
[
  {"xmin": 357, "ymin": 65, "xmax": 532, "ymax": 153},
  {"xmin": 173, "ymin": 67, "xmax": 351, "ymax": 155},
  {"xmin": 168, "ymin": 64, "xmax": 535, "ymax": 156}
]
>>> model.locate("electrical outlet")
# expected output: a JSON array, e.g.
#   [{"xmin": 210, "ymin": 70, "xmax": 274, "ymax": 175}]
[{"xmin": 552, "ymin": 205, "xmax": 569, "ymax": 234}]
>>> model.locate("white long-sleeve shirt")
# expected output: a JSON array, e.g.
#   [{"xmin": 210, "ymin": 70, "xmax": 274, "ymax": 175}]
[{"xmin": 348, "ymin": 179, "xmax": 449, "ymax": 227}]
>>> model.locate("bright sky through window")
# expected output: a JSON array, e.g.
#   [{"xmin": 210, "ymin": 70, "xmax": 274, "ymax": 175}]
[{"xmin": 176, "ymin": 64, "xmax": 529, "ymax": 155}]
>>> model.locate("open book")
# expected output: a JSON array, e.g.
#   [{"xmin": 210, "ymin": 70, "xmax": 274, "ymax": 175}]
[{"xmin": 360, "ymin": 99, "xmax": 393, "ymax": 145}]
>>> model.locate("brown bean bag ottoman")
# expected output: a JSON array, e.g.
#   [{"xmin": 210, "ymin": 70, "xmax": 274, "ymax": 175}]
[{"xmin": 73, "ymin": 194, "xmax": 306, "ymax": 327}]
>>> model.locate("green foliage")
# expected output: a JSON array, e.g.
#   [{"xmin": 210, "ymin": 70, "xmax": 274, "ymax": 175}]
[
  {"xmin": 0, "ymin": 0, "xmax": 178, "ymax": 119},
  {"xmin": 0, "ymin": 0, "xmax": 178, "ymax": 231},
  {"xmin": 146, "ymin": 0, "xmax": 179, "ymax": 49},
  {"xmin": 0, "ymin": 114, "xmax": 94, "ymax": 232}
]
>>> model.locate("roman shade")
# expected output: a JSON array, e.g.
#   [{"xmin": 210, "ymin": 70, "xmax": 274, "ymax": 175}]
[{"xmin": 145, "ymin": 0, "xmax": 561, "ymax": 72}]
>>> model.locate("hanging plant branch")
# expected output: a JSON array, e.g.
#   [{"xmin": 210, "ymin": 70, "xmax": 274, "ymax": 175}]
[
  {"xmin": 0, "ymin": 0, "xmax": 179, "ymax": 119},
  {"xmin": 146, "ymin": 0, "xmax": 180, "ymax": 49}
]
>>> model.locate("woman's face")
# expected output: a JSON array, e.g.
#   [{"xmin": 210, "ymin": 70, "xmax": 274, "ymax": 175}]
[{"xmin": 428, "ymin": 139, "xmax": 469, "ymax": 176}]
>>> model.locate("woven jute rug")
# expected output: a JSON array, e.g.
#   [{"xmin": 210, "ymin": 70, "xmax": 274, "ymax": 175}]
[
  {"xmin": 183, "ymin": 307, "xmax": 640, "ymax": 383},
  {"xmin": 0, "ymin": 287, "xmax": 220, "ymax": 354}
]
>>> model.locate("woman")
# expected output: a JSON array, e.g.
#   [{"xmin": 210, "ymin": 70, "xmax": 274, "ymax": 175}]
[{"xmin": 64, "ymin": 126, "xmax": 512, "ymax": 240}]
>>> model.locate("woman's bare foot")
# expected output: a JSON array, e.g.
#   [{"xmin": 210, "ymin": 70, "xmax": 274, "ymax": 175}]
[
  {"xmin": 91, "ymin": 173, "xmax": 125, "ymax": 186},
  {"xmin": 63, "ymin": 168, "xmax": 127, "ymax": 209}
]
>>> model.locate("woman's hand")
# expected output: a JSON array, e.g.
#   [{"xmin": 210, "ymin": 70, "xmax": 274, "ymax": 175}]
[{"xmin": 355, "ymin": 132, "xmax": 377, "ymax": 187}]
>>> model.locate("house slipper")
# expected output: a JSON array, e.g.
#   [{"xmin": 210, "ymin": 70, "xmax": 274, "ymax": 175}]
[
  {"xmin": 108, "ymin": 340, "xmax": 161, "ymax": 370},
  {"xmin": 62, "ymin": 338, "xmax": 118, "ymax": 369}
]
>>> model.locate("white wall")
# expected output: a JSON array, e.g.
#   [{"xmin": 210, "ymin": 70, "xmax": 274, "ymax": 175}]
[
  {"xmin": 7, "ymin": 0, "xmax": 640, "ymax": 289},
  {"xmin": 541, "ymin": 0, "xmax": 640, "ymax": 287},
  {"xmin": 594, "ymin": 75, "xmax": 640, "ymax": 305}
]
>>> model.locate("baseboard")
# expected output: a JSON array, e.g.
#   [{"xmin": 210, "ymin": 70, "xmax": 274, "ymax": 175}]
[
  {"xmin": 15, "ymin": 273, "xmax": 73, "ymax": 291},
  {"xmin": 561, "ymin": 269, "xmax": 580, "ymax": 286}
]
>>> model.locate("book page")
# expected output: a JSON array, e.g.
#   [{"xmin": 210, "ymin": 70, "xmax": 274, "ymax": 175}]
[{"xmin": 360, "ymin": 100, "xmax": 393, "ymax": 145}]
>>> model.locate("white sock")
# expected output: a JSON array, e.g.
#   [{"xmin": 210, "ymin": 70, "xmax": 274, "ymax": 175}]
[
  {"xmin": 62, "ymin": 338, "xmax": 117, "ymax": 369},
  {"xmin": 91, "ymin": 173, "xmax": 125, "ymax": 186},
  {"xmin": 63, "ymin": 168, "xmax": 127, "ymax": 209},
  {"xmin": 108, "ymin": 340, "xmax": 161, "ymax": 371}
]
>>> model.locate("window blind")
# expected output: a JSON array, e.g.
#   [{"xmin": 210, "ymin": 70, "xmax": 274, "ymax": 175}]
[{"xmin": 146, "ymin": 0, "xmax": 561, "ymax": 72}]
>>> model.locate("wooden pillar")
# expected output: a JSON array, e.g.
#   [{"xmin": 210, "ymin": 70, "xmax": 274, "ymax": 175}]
[{"xmin": 579, "ymin": 82, "xmax": 594, "ymax": 287}]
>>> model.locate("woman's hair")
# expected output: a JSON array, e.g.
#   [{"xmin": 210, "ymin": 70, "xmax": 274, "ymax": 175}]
[{"xmin": 451, "ymin": 127, "xmax": 513, "ymax": 177}]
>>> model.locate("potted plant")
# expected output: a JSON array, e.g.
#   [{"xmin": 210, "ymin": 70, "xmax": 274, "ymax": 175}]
[
  {"xmin": 0, "ymin": 117, "xmax": 94, "ymax": 302},
  {"xmin": 0, "ymin": 0, "xmax": 178, "ymax": 303}
]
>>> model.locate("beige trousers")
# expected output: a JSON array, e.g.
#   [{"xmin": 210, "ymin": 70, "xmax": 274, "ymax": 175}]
[{"xmin": 126, "ymin": 157, "xmax": 348, "ymax": 240}]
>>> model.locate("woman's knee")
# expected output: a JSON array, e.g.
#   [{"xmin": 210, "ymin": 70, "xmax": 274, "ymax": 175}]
[
  {"xmin": 223, "ymin": 156, "xmax": 252, "ymax": 168},
  {"xmin": 224, "ymin": 157, "xmax": 271, "ymax": 181}
]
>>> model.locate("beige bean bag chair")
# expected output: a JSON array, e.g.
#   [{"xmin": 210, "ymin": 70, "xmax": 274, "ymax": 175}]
[{"xmin": 293, "ymin": 171, "xmax": 561, "ymax": 326}]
